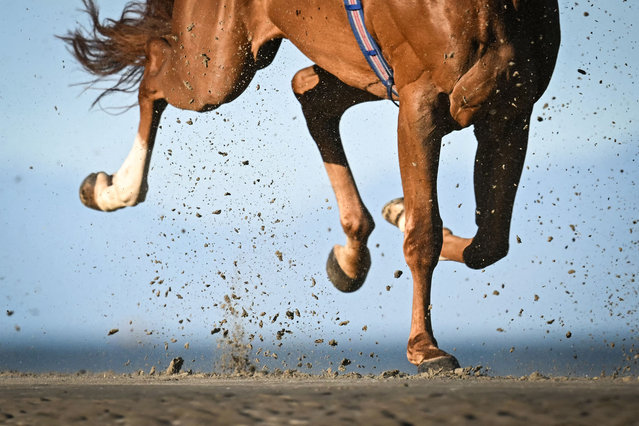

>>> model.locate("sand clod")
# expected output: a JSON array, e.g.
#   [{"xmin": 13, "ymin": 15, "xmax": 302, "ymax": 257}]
[{"xmin": 166, "ymin": 357, "xmax": 184, "ymax": 375}]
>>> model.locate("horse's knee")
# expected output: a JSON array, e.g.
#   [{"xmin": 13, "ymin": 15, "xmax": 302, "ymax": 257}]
[
  {"xmin": 402, "ymin": 220, "xmax": 443, "ymax": 269},
  {"xmin": 292, "ymin": 66, "xmax": 320, "ymax": 98},
  {"xmin": 449, "ymin": 44, "xmax": 517, "ymax": 127},
  {"xmin": 340, "ymin": 211, "xmax": 374, "ymax": 242}
]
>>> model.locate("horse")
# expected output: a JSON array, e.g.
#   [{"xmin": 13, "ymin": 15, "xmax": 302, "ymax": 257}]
[{"xmin": 62, "ymin": 0, "xmax": 560, "ymax": 372}]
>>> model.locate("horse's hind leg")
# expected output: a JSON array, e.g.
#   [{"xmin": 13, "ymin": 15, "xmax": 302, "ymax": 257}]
[
  {"xmin": 79, "ymin": 39, "xmax": 169, "ymax": 212},
  {"xmin": 292, "ymin": 65, "xmax": 378, "ymax": 292},
  {"xmin": 462, "ymin": 110, "xmax": 532, "ymax": 269}
]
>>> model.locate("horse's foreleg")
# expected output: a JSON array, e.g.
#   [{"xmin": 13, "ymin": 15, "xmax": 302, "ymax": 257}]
[
  {"xmin": 292, "ymin": 66, "xmax": 378, "ymax": 293},
  {"xmin": 79, "ymin": 98, "xmax": 166, "ymax": 211},
  {"xmin": 382, "ymin": 109, "xmax": 532, "ymax": 269},
  {"xmin": 462, "ymin": 111, "xmax": 531, "ymax": 269},
  {"xmin": 79, "ymin": 39, "xmax": 169, "ymax": 212},
  {"xmin": 398, "ymin": 80, "xmax": 459, "ymax": 371}
]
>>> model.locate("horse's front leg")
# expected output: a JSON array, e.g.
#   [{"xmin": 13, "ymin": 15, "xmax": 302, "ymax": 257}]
[
  {"xmin": 397, "ymin": 79, "xmax": 460, "ymax": 372},
  {"xmin": 79, "ymin": 39, "xmax": 169, "ymax": 212},
  {"xmin": 292, "ymin": 66, "xmax": 378, "ymax": 292},
  {"xmin": 462, "ymin": 109, "xmax": 532, "ymax": 269}
]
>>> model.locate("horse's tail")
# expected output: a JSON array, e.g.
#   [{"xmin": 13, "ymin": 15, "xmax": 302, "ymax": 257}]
[{"xmin": 60, "ymin": 0, "xmax": 174, "ymax": 107}]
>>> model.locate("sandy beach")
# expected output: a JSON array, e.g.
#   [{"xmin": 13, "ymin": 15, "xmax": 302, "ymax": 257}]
[{"xmin": 1, "ymin": 371, "xmax": 638, "ymax": 425}]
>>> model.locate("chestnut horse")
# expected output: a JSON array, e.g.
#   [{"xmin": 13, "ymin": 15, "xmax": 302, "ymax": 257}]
[{"xmin": 63, "ymin": 0, "xmax": 560, "ymax": 371}]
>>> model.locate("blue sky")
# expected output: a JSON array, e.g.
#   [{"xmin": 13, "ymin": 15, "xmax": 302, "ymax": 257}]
[{"xmin": 0, "ymin": 1, "xmax": 638, "ymax": 374}]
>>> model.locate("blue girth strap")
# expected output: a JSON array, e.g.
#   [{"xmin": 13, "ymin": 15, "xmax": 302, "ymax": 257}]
[{"xmin": 344, "ymin": 0, "xmax": 399, "ymax": 103}]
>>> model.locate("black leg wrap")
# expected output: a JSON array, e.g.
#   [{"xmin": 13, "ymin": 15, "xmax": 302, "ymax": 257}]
[{"xmin": 463, "ymin": 238, "xmax": 508, "ymax": 270}]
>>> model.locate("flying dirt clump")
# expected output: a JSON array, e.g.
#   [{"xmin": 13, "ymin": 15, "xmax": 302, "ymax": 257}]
[{"xmin": 166, "ymin": 357, "xmax": 184, "ymax": 375}]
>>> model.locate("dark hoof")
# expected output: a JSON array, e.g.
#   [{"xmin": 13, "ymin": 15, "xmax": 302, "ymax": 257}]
[
  {"xmin": 326, "ymin": 248, "xmax": 369, "ymax": 293},
  {"xmin": 417, "ymin": 355, "xmax": 460, "ymax": 374},
  {"xmin": 79, "ymin": 172, "xmax": 110, "ymax": 211}
]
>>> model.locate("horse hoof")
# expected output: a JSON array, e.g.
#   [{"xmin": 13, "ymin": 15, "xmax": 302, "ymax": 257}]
[
  {"xmin": 79, "ymin": 172, "xmax": 110, "ymax": 211},
  {"xmin": 326, "ymin": 247, "xmax": 369, "ymax": 293},
  {"xmin": 417, "ymin": 355, "xmax": 460, "ymax": 374},
  {"xmin": 381, "ymin": 197, "xmax": 405, "ymax": 230},
  {"xmin": 79, "ymin": 173, "xmax": 99, "ymax": 210}
]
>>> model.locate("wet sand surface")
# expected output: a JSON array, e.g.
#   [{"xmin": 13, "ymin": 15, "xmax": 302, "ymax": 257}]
[{"xmin": 1, "ymin": 374, "xmax": 638, "ymax": 425}]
